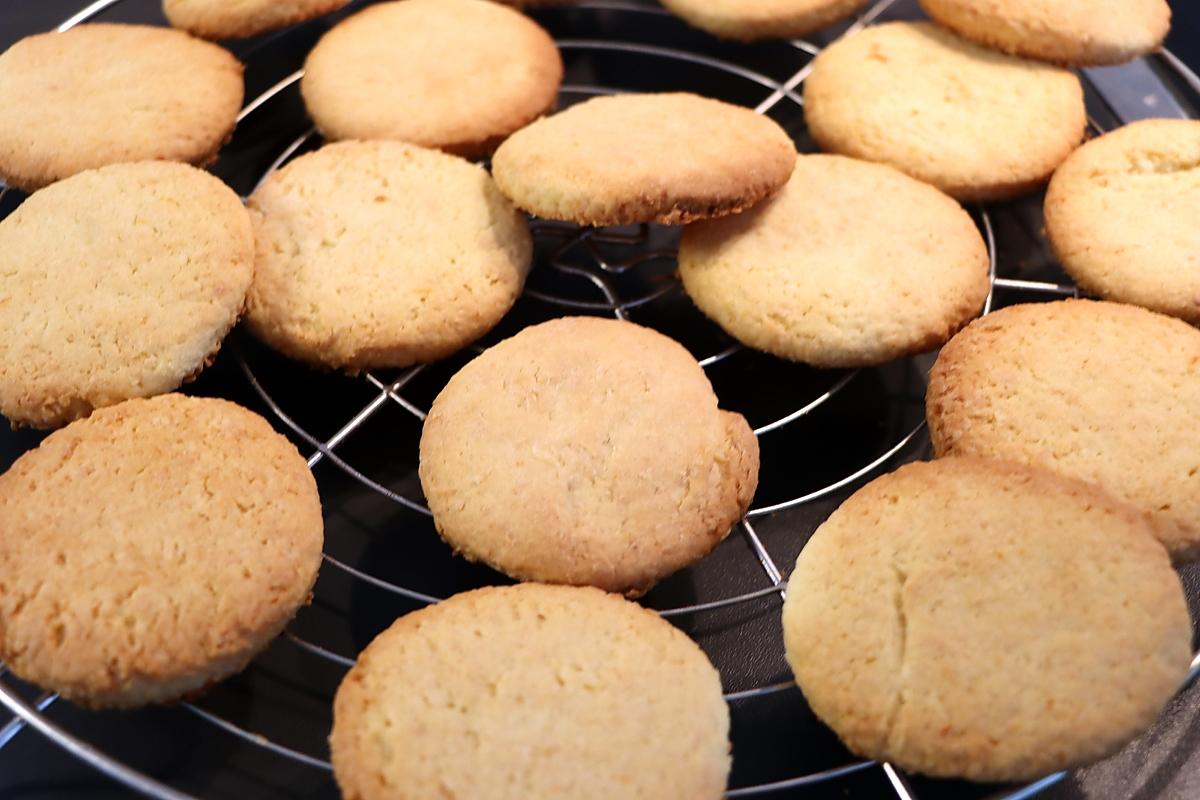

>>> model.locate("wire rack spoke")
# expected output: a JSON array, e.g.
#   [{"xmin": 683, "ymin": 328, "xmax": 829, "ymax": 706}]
[
  {"xmin": 725, "ymin": 761, "xmax": 877, "ymax": 797},
  {"xmin": 283, "ymin": 632, "xmax": 355, "ymax": 670},
  {"xmin": 181, "ymin": 703, "xmax": 332, "ymax": 772},
  {"xmin": 723, "ymin": 681, "xmax": 796, "ymax": 703},
  {"xmin": 752, "ymin": 370, "xmax": 859, "ymax": 437},
  {"xmin": 0, "ymin": 692, "xmax": 56, "ymax": 751}
]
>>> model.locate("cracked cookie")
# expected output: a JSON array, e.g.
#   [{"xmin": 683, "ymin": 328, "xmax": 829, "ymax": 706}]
[{"xmin": 659, "ymin": 0, "xmax": 868, "ymax": 41}]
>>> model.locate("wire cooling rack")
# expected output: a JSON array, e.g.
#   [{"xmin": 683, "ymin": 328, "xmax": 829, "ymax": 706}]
[{"xmin": 2, "ymin": 0, "xmax": 1200, "ymax": 798}]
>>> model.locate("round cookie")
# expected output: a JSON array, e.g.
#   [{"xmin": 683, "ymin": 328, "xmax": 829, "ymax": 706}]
[
  {"xmin": 164, "ymin": 0, "xmax": 352, "ymax": 40},
  {"xmin": 1045, "ymin": 119, "xmax": 1200, "ymax": 323},
  {"xmin": 783, "ymin": 457, "xmax": 1191, "ymax": 782},
  {"xmin": 920, "ymin": 0, "xmax": 1171, "ymax": 66},
  {"xmin": 0, "ymin": 24, "xmax": 243, "ymax": 191},
  {"xmin": 331, "ymin": 584, "xmax": 730, "ymax": 800},
  {"xmin": 660, "ymin": 0, "xmax": 868, "ymax": 41},
  {"xmin": 245, "ymin": 140, "xmax": 531, "ymax": 372},
  {"xmin": 300, "ymin": 0, "xmax": 562, "ymax": 157},
  {"xmin": 804, "ymin": 21, "xmax": 1086, "ymax": 202},
  {"xmin": 0, "ymin": 394, "xmax": 324, "ymax": 709},
  {"xmin": 679, "ymin": 154, "xmax": 990, "ymax": 367},
  {"xmin": 0, "ymin": 161, "xmax": 253, "ymax": 429},
  {"xmin": 928, "ymin": 299, "xmax": 1200, "ymax": 560},
  {"xmin": 491, "ymin": 93, "xmax": 797, "ymax": 225},
  {"xmin": 418, "ymin": 317, "xmax": 759, "ymax": 595}
]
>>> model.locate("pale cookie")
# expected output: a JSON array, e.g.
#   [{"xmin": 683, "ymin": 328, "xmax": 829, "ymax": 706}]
[
  {"xmin": 1045, "ymin": 119, "xmax": 1200, "ymax": 323},
  {"xmin": 245, "ymin": 141, "xmax": 531, "ymax": 371},
  {"xmin": 660, "ymin": 0, "xmax": 868, "ymax": 41},
  {"xmin": 679, "ymin": 154, "xmax": 989, "ymax": 367},
  {"xmin": 0, "ymin": 394, "xmax": 324, "ymax": 709},
  {"xmin": 804, "ymin": 22, "xmax": 1086, "ymax": 201},
  {"xmin": 331, "ymin": 584, "xmax": 730, "ymax": 800},
  {"xmin": 928, "ymin": 299, "xmax": 1200, "ymax": 560},
  {"xmin": 491, "ymin": 92, "xmax": 797, "ymax": 225},
  {"xmin": 164, "ymin": 0, "xmax": 352, "ymax": 40},
  {"xmin": 0, "ymin": 24, "xmax": 243, "ymax": 191},
  {"xmin": 418, "ymin": 317, "xmax": 759, "ymax": 595},
  {"xmin": 920, "ymin": 0, "xmax": 1171, "ymax": 66},
  {"xmin": 300, "ymin": 0, "xmax": 562, "ymax": 157},
  {"xmin": 0, "ymin": 161, "xmax": 253, "ymax": 429},
  {"xmin": 784, "ymin": 457, "xmax": 1191, "ymax": 782}
]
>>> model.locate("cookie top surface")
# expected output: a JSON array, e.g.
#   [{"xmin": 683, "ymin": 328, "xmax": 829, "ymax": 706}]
[
  {"xmin": 928, "ymin": 299, "xmax": 1200, "ymax": 560},
  {"xmin": 804, "ymin": 21, "xmax": 1086, "ymax": 201},
  {"xmin": 331, "ymin": 583, "xmax": 730, "ymax": 800},
  {"xmin": 660, "ymin": 0, "xmax": 868, "ymax": 41},
  {"xmin": 300, "ymin": 0, "xmax": 562, "ymax": 157},
  {"xmin": 491, "ymin": 92, "xmax": 797, "ymax": 226},
  {"xmin": 920, "ymin": 0, "xmax": 1171, "ymax": 66},
  {"xmin": 245, "ymin": 140, "xmax": 532, "ymax": 371},
  {"xmin": 679, "ymin": 154, "xmax": 990, "ymax": 367},
  {"xmin": 1045, "ymin": 119, "xmax": 1200, "ymax": 322},
  {"xmin": 164, "ymin": 0, "xmax": 352, "ymax": 39},
  {"xmin": 0, "ymin": 394, "xmax": 324, "ymax": 708},
  {"xmin": 783, "ymin": 457, "xmax": 1190, "ymax": 782},
  {"xmin": 0, "ymin": 161, "xmax": 253, "ymax": 429},
  {"xmin": 418, "ymin": 317, "xmax": 759, "ymax": 595},
  {"xmin": 0, "ymin": 24, "xmax": 243, "ymax": 191}
]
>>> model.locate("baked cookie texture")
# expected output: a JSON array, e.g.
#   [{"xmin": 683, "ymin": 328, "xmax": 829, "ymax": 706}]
[
  {"xmin": 804, "ymin": 21, "xmax": 1086, "ymax": 201},
  {"xmin": 300, "ymin": 0, "xmax": 562, "ymax": 157},
  {"xmin": 0, "ymin": 394, "xmax": 324, "ymax": 709},
  {"xmin": 331, "ymin": 584, "xmax": 730, "ymax": 800},
  {"xmin": 245, "ymin": 140, "xmax": 532, "ymax": 372},
  {"xmin": 679, "ymin": 154, "xmax": 990, "ymax": 367},
  {"xmin": 491, "ymin": 92, "xmax": 797, "ymax": 226},
  {"xmin": 0, "ymin": 161, "xmax": 253, "ymax": 429},
  {"xmin": 164, "ymin": 0, "xmax": 351, "ymax": 40},
  {"xmin": 927, "ymin": 299, "xmax": 1200, "ymax": 560},
  {"xmin": 783, "ymin": 457, "xmax": 1191, "ymax": 782},
  {"xmin": 660, "ymin": 0, "xmax": 868, "ymax": 41},
  {"xmin": 0, "ymin": 24, "xmax": 243, "ymax": 191},
  {"xmin": 920, "ymin": 0, "xmax": 1171, "ymax": 66},
  {"xmin": 1045, "ymin": 119, "xmax": 1200, "ymax": 323},
  {"xmin": 418, "ymin": 317, "xmax": 759, "ymax": 595}
]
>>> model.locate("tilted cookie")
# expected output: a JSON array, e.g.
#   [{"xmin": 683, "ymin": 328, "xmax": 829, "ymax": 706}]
[
  {"xmin": 660, "ymin": 0, "xmax": 868, "ymax": 41},
  {"xmin": 164, "ymin": 0, "xmax": 352, "ymax": 39}
]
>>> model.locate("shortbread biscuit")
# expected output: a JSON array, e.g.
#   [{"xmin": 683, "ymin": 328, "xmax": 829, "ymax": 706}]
[
  {"xmin": 164, "ymin": 0, "xmax": 351, "ymax": 39},
  {"xmin": 804, "ymin": 22, "xmax": 1086, "ymax": 201},
  {"xmin": 418, "ymin": 317, "xmax": 759, "ymax": 595},
  {"xmin": 300, "ymin": 0, "xmax": 562, "ymax": 157},
  {"xmin": 0, "ymin": 394, "xmax": 324, "ymax": 709},
  {"xmin": 0, "ymin": 24, "xmax": 243, "ymax": 191},
  {"xmin": 928, "ymin": 299, "xmax": 1200, "ymax": 560},
  {"xmin": 245, "ymin": 141, "xmax": 531, "ymax": 371},
  {"xmin": 920, "ymin": 0, "xmax": 1170, "ymax": 66},
  {"xmin": 784, "ymin": 458, "xmax": 1191, "ymax": 782},
  {"xmin": 1045, "ymin": 119, "xmax": 1200, "ymax": 323},
  {"xmin": 679, "ymin": 154, "xmax": 989, "ymax": 367},
  {"xmin": 660, "ymin": 0, "xmax": 868, "ymax": 41},
  {"xmin": 331, "ymin": 584, "xmax": 730, "ymax": 800},
  {"xmin": 491, "ymin": 92, "xmax": 797, "ymax": 225},
  {"xmin": 0, "ymin": 161, "xmax": 253, "ymax": 429}
]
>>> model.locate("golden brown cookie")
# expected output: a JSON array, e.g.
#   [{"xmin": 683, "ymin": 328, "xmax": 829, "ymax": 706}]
[
  {"xmin": 331, "ymin": 584, "xmax": 730, "ymax": 800},
  {"xmin": 660, "ymin": 0, "xmax": 868, "ymax": 41},
  {"xmin": 164, "ymin": 0, "xmax": 352, "ymax": 39},
  {"xmin": 784, "ymin": 457, "xmax": 1191, "ymax": 781},
  {"xmin": 418, "ymin": 317, "xmax": 759, "ymax": 595},
  {"xmin": 0, "ymin": 394, "xmax": 324, "ymax": 709}
]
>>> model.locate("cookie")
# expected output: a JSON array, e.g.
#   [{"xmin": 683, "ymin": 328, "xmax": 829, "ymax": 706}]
[
  {"xmin": 660, "ymin": 0, "xmax": 868, "ymax": 41},
  {"xmin": 783, "ymin": 457, "xmax": 1191, "ymax": 782},
  {"xmin": 804, "ymin": 22, "xmax": 1086, "ymax": 201},
  {"xmin": 0, "ymin": 394, "xmax": 324, "ymax": 709},
  {"xmin": 928, "ymin": 299, "xmax": 1200, "ymax": 560},
  {"xmin": 0, "ymin": 24, "xmax": 243, "ymax": 191},
  {"xmin": 164, "ymin": 0, "xmax": 352, "ymax": 39},
  {"xmin": 418, "ymin": 317, "xmax": 759, "ymax": 595},
  {"xmin": 1045, "ymin": 119, "xmax": 1200, "ymax": 323},
  {"xmin": 245, "ymin": 140, "xmax": 531, "ymax": 372},
  {"xmin": 679, "ymin": 154, "xmax": 990, "ymax": 367},
  {"xmin": 0, "ymin": 161, "xmax": 253, "ymax": 429},
  {"xmin": 300, "ymin": 0, "xmax": 562, "ymax": 157},
  {"xmin": 331, "ymin": 583, "xmax": 730, "ymax": 800},
  {"xmin": 920, "ymin": 0, "xmax": 1171, "ymax": 66}
]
